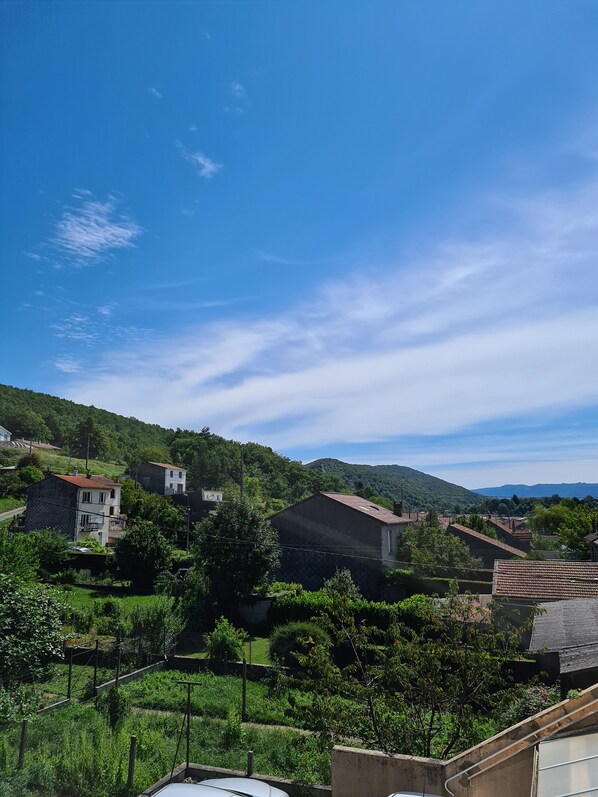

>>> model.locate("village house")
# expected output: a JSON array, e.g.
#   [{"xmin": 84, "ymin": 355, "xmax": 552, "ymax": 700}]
[
  {"xmin": 446, "ymin": 522, "xmax": 526, "ymax": 568},
  {"xmin": 24, "ymin": 471, "xmax": 124, "ymax": 547},
  {"xmin": 133, "ymin": 461, "xmax": 187, "ymax": 495},
  {"xmin": 270, "ymin": 491, "xmax": 415, "ymax": 599},
  {"xmin": 0, "ymin": 425, "xmax": 11, "ymax": 443}
]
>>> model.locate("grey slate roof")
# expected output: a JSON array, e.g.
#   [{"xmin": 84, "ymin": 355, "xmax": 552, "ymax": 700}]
[
  {"xmin": 559, "ymin": 642, "xmax": 598, "ymax": 674},
  {"xmin": 529, "ymin": 598, "xmax": 598, "ymax": 652}
]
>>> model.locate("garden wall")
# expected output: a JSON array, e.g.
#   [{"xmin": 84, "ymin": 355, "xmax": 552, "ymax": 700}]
[
  {"xmin": 139, "ymin": 762, "xmax": 331, "ymax": 797},
  {"xmin": 95, "ymin": 660, "xmax": 166, "ymax": 695}
]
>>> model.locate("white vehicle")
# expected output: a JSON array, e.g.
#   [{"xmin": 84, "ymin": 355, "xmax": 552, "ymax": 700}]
[
  {"xmin": 387, "ymin": 792, "xmax": 443, "ymax": 796},
  {"xmin": 154, "ymin": 777, "xmax": 289, "ymax": 797}
]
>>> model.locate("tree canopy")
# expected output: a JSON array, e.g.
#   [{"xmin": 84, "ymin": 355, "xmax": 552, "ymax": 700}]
[
  {"xmin": 193, "ymin": 498, "xmax": 281, "ymax": 616},
  {"xmin": 114, "ymin": 521, "xmax": 172, "ymax": 590}
]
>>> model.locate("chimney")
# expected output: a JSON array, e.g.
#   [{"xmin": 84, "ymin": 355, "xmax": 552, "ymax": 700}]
[
  {"xmin": 72, "ymin": 468, "xmax": 78, "ymax": 476},
  {"xmin": 86, "ymin": 471, "xmax": 92, "ymax": 479},
  {"xmin": 393, "ymin": 501, "xmax": 403, "ymax": 517}
]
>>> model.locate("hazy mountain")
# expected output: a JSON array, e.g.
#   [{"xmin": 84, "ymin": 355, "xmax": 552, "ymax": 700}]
[
  {"xmin": 307, "ymin": 458, "xmax": 484, "ymax": 511},
  {"xmin": 474, "ymin": 483, "xmax": 598, "ymax": 499}
]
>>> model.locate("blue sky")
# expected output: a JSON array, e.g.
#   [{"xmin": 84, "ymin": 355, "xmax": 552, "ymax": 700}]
[{"xmin": 2, "ymin": 1, "xmax": 598, "ymax": 489}]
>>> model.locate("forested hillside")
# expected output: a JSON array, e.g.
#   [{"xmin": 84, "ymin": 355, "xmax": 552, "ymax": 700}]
[
  {"xmin": 0, "ymin": 384, "xmax": 345, "ymax": 507},
  {"xmin": 307, "ymin": 458, "xmax": 484, "ymax": 511}
]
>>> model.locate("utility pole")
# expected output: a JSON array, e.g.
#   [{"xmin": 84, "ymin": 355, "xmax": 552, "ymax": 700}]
[
  {"xmin": 85, "ymin": 433, "xmax": 91, "ymax": 472},
  {"xmin": 239, "ymin": 445, "xmax": 244, "ymax": 498}
]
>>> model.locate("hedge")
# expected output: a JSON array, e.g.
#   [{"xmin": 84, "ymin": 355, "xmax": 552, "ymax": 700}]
[{"xmin": 268, "ymin": 590, "xmax": 435, "ymax": 631}]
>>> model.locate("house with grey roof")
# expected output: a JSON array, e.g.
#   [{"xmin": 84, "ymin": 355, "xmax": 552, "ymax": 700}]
[
  {"xmin": 269, "ymin": 491, "xmax": 415, "ymax": 598},
  {"xmin": 132, "ymin": 461, "xmax": 187, "ymax": 495}
]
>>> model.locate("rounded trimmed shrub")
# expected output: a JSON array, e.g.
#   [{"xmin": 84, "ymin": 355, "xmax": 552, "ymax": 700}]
[{"xmin": 269, "ymin": 620, "xmax": 331, "ymax": 668}]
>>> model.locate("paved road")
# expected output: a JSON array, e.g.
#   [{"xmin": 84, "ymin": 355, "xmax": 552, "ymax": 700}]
[{"xmin": 0, "ymin": 505, "xmax": 25, "ymax": 522}]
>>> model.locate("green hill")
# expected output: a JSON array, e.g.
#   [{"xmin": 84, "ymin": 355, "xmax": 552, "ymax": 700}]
[
  {"xmin": 0, "ymin": 384, "xmax": 345, "ymax": 508},
  {"xmin": 306, "ymin": 458, "xmax": 484, "ymax": 512}
]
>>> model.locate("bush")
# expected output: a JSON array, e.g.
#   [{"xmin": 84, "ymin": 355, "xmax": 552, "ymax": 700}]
[
  {"xmin": 269, "ymin": 621, "xmax": 331, "ymax": 668},
  {"xmin": 96, "ymin": 687, "xmax": 130, "ymax": 731},
  {"xmin": 323, "ymin": 568, "xmax": 362, "ymax": 599},
  {"xmin": 204, "ymin": 617, "xmax": 247, "ymax": 662},
  {"xmin": 17, "ymin": 452, "xmax": 43, "ymax": 470}
]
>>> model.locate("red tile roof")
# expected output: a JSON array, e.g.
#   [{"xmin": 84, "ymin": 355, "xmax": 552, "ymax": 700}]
[
  {"xmin": 319, "ymin": 492, "xmax": 408, "ymax": 525},
  {"xmin": 148, "ymin": 462, "xmax": 186, "ymax": 472},
  {"xmin": 54, "ymin": 474, "xmax": 120, "ymax": 489},
  {"xmin": 493, "ymin": 560, "xmax": 598, "ymax": 601},
  {"xmin": 447, "ymin": 524, "xmax": 525, "ymax": 558}
]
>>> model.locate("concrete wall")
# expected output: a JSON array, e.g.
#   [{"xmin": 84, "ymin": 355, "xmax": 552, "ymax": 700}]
[
  {"xmin": 332, "ymin": 746, "xmax": 446, "ymax": 797},
  {"xmin": 330, "ymin": 684, "xmax": 598, "ymax": 797},
  {"xmin": 95, "ymin": 660, "xmax": 166, "ymax": 695}
]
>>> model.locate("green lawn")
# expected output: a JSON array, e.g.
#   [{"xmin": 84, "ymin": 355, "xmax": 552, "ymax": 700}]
[
  {"xmin": 181, "ymin": 636, "xmax": 271, "ymax": 665},
  {"xmin": 63, "ymin": 584, "xmax": 158, "ymax": 611},
  {"xmin": 0, "ymin": 496, "xmax": 24, "ymax": 513},
  {"xmin": 121, "ymin": 669, "xmax": 305, "ymax": 728},
  {"xmin": 2, "ymin": 447, "xmax": 125, "ymax": 479}
]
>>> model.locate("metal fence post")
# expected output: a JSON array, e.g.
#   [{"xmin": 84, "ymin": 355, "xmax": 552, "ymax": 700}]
[
  {"xmin": 246, "ymin": 750, "xmax": 254, "ymax": 777},
  {"xmin": 18, "ymin": 719, "xmax": 28, "ymax": 770},
  {"xmin": 66, "ymin": 648, "xmax": 73, "ymax": 698},
  {"xmin": 127, "ymin": 734, "xmax": 137, "ymax": 789},
  {"xmin": 115, "ymin": 642, "xmax": 122, "ymax": 689},
  {"xmin": 242, "ymin": 657, "xmax": 247, "ymax": 722},
  {"xmin": 92, "ymin": 639, "xmax": 99, "ymax": 694}
]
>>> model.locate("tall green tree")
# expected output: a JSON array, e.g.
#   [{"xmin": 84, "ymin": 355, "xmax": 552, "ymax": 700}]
[
  {"xmin": 397, "ymin": 511, "xmax": 483, "ymax": 572},
  {"xmin": 193, "ymin": 498, "xmax": 280, "ymax": 617},
  {"xmin": 113, "ymin": 521, "xmax": 172, "ymax": 591}
]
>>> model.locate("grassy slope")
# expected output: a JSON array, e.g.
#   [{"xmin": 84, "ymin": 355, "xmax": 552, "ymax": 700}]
[{"xmin": 2, "ymin": 446, "xmax": 124, "ymax": 479}]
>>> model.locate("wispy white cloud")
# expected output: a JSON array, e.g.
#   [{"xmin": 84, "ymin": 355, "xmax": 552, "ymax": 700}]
[
  {"xmin": 97, "ymin": 303, "xmax": 116, "ymax": 316},
  {"xmin": 59, "ymin": 147, "xmax": 598, "ymax": 484},
  {"xmin": 51, "ymin": 195, "xmax": 142, "ymax": 266},
  {"xmin": 23, "ymin": 251, "xmax": 42, "ymax": 261},
  {"xmin": 254, "ymin": 249, "xmax": 325, "ymax": 267},
  {"xmin": 176, "ymin": 141, "xmax": 222, "ymax": 179},
  {"xmin": 51, "ymin": 314, "xmax": 97, "ymax": 343},
  {"xmin": 54, "ymin": 357, "xmax": 81, "ymax": 373},
  {"xmin": 147, "ymin": 87, "xmax": 162, "ymax": 99},
  {"xmin": 230, "ymin": 81, "xmax": 245, "ymax": 97}
]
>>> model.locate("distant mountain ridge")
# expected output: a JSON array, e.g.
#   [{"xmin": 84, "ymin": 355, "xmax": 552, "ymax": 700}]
[
  {"xmin": 474, "ymin": 483, "xmax": 598, "ymax": 499},
  {"xmin": 306, "ymin": 458, "xmax": 483, "ymax": 511}
]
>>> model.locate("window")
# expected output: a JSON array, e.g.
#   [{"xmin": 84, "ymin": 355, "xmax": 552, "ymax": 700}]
[
  {"xmin": 82, "ymin": 491, "xmax": 92, "ymax": 503},
  {"xmin": 109, "ymin": 506, "xmax": 115, "ymax": 516},
  {"xmin": 387, "ymin": 529, "xmax": 392, "ymax": 554},
  {"xmin": 80, "ymin": 514, "xmax": 91, "ymax": 527},
  {"xmin": 110, "ymin": 489, "xmax": 115, "ymax": 499},
  {"xmin": 170, "ymin": 470, "xmax": 174, "ymax": 478},
  {"xmin": 98, "ymin": 492, "xmax": 105, "ymax": 503},
  {"xmin": 179, "ymin": 471, "xmax": 183, "ymax": 478}
]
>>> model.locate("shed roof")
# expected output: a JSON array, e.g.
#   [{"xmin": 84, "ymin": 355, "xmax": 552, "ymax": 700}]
[
  {"xmin": 529, "ymin": 598, "xmax": 598, "ymax": 652},
  {"xmin": 493, "ymin": 560, "xmax": 598, "ymax": 601},
  {"xmin": 148, "ymin": 462, "xmax": 186, "ymax": 472},
  {"xmin": 319, "ymin": 492, "xmax": 407, "ymax": 525},
  {"xmin": 447, "ymin": 523, "xmax": 525, "ymax": 558},
  {"xmin": 559, "ymin": 642, "xmax": 598, "ymax": 675}
]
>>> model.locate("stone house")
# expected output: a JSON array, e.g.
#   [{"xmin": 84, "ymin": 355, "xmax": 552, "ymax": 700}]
[
  {"xmin": 24, "ymin": 472, "xmax": 123, "ymax": 547},
  {"xmin": 270, "ymin": 492, "xmax": 414, "ymax": 599}
]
